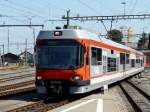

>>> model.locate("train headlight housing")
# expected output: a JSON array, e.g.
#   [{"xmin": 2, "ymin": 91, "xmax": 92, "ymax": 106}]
[
  {"xmin": 73, "ymin": 75, "xmax": 81, "ymax": 81},
  {"xmin": 37, "ymin": 76, "xmax": 42, "ymax": 80}
]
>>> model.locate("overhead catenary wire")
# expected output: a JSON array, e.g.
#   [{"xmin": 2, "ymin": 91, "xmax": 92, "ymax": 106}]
[
  {"xmin": 77, "ymin": 0, "xmax": 100, "ymax": 15},
  {"xmin": 0, "ymin": 4, "xmax": 32, "ymax": 18},
  {"xmin": 0, "ymin": 2, "xmax": 61, "ymax": 26},
  {"xmin": 130, "ymin": 0, "xmax": 138, "ymax": 14},
  {"xmin": 2, "ymin": 0, "xmax": 46, "ymax": 18},
  {"xmin": 76, "ymin": 0, "xmax": 108, "ymax": 33},
  {"xmin": 94, "ymin": 0, "xmax": 114, "ymax": 15},
  {"xmin": 4, "ymin": 0, "xmax": 63, "ymax": 19},
  {"xmin": 7, "ymin": 0, "xmax": 47, "ymax": 16},
  {"xmin": 0, "ymin": 5, "xmax": 43, "ymax": 25},
  {"xmin": 41, "ymin": 0, "xmax": 79, "ymax": 15},
  {"xmin": 3, "ymin": 0, "xmax": 68, "ymax": 22}
]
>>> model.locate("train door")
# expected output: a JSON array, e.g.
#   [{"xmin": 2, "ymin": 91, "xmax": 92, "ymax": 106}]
[
  {"xmin": 131, "ymin": 59, "xmax": 135, "ymax": 67},
  {"xmin": 123, "ymin": 62, "xmax": 125, "ymax": 72},
  {"xmin": 102, "ymin": 50, "xmax": 107, "ymax": 74},
  {"xmin": 120, "ymin": 53, "xmax": 126, "ymax": 72},
  {"xmin": 90, "ymin": 47, "xmax": 102, "ymax": 77},
  {"xmin": 123, "ymin": 56, "xmax": 126, "ymax": 72}
]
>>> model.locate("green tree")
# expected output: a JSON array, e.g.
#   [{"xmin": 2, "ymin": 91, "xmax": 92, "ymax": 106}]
[
  {"xmin": 107, "ymin": 29, "xmax": 123, "ymax": 43},
  {"xmin": 138, "ymin": 32, "xmax": 148, "ymax": 49}
]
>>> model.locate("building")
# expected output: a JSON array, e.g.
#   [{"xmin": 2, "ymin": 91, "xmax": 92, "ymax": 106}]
[
  {"xmin": 139, "ymin": 50, "xmax": 150, "ymax": 68},
  {"xmin": 19, "ymin": 51, "xmax": 33, "ymax": 65},
  {"xmin": 121, "ymin": 27, "xmax": 137, "ymax": 49},
  {"xmin": 1, "ymin": 53, "xmax": 19, "ymax": 64},
  {"xmin": 143, "ymin": 50, "xmax": 150, "ymax": 68}
]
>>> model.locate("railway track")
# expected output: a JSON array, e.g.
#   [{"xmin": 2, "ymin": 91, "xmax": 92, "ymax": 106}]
[
  {"xmin": 0, "ymin": 68, "xmax": 34, "ymax": 77},
  {"xmin": 6, "ymin": 98, "xmax": 69, "ymax": 112},
  {"xmin": 5, "ymin": 88, "xmax": 103, "ymax": 112},
  {"xmin": 0, "ymin": 73, "xmax": 34, "ymax": 83},
  {"xmin": 0, "ymin": 80, "xmax": 35, "ymax": 97},
  {"xmin": 119, "ymin": 80, "xmax": 150, "ymax": 112},
  {"xmin": 0, "ymin": 67, "xmax": 35, "ymax": 97},
  {"xmin": 0, "ymin": 66, "xmax": 24, "ymax": 72}
]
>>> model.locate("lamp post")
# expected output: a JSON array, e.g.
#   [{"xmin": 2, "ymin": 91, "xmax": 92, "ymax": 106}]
[{"xmin": 121, "ymin": 1, "xmax": 126, "ymax": 15}]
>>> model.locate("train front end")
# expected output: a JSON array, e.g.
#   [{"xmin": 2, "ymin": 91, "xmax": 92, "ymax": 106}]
[{"xmin": 35, "ymin": 30, "xmax": 89, "ymax": 95}]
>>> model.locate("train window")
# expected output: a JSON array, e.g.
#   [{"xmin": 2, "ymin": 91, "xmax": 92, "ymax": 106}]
[
  {"xmin": 120, "ymin": 53, "xmax": 125, "ymax": 64},
  {"xmin": 141, "ymin": 59, "xmax": 143, "ymax": 66},
  {"xmin": 111, "ymin": 50, "xmax": 114, "ymax": 54},
  {"xmin": 86, "ymin": 47, "xmax": 89, "ymax": 65},
  {"xmin": 136, "ymin": 59, "xmax": 138, "ymax": 63},
  {"xmin": 126, "ymin": 54, "xmax": 130, "ymax": 64},
  {"xmin": 131, "ymin": 59, "xmax": 135, "ymax": 67},
  {"xmin": 97, "ymin": 49, "xmax": 102, "ymax": 61},
  {"xmin": 107, "ymin": 57, "xmax": 117, "ymax": 72},
  {"xmin": 91, "ymin": 47, "xmax": 102, "ymax": 65},
  {"xmin": 91, "ymin": 47, "xmax": 97, "ymax": 65},
  {"xmin": 139, "ymin": 59, "xmax": 141, "ymax": 63},
  {"xmin": 36, "ymin": 42, "xmax": 84, "ymax": 70},
  {"xmin": 136, "ymin": 59, "xmax": 140, "ymax": 63}
]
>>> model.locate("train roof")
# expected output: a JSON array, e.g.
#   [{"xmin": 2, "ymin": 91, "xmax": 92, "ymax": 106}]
[{"xmin": 37, "ymin": 29, "xmax": 143, "ymax": 56}]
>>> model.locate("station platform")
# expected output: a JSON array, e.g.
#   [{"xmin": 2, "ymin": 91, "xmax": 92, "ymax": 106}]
[{"xmin": 49, "ymin": 86, "xmax": 132, "ymax": 112}]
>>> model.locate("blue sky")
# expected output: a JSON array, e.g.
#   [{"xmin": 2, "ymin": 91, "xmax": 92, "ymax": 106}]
[{"xmin": 0, "ymin": 0, "xmax": 150, "ymax": 54}]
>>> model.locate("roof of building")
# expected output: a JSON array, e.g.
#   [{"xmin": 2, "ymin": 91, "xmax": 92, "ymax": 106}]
[{"xmin": 1, "ymin": 53, "xmax": 19, "ymax": 60}]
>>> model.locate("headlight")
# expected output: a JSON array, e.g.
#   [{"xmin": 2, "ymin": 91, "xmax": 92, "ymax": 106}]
[
  {"xmin": 37, "ymin": 76, "xmax": 42, "ymax": 80},
  {"xmin": 73, "ymin": 75, "xmax": 81, "ymax": 80}
]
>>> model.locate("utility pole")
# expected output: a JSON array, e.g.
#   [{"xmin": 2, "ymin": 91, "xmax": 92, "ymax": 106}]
[
  {"xmin": 0, "ymin": 24, "xmax": 44, "ymax": 53},
  {"xmin": 0, "ymin": 24, "xmax": 44, "ymax": 66},
  {"xmin": 33, "ymin": 28, "xmax": 36, "ymax": 46},
  {"xmin": 67, "ymin": 10, "xmax": 70, "ymax": 26},
  {"xmin": 25, "ymin": 39, "xmax": 28, "ymax": 66},
  {"xmin": 0, "ymin": 44, "xmax": 5, "ymax": 66},
  {"xmin": 7, "ymin": 27, "xmax": 10, "ymax": 53},
  {"xmin": 0, "ymin": 48, "xmax": 1, "ymax": 66},
  {"xmin": 33, "ymin": 28, "xmax": 36, "ymax": 67}
]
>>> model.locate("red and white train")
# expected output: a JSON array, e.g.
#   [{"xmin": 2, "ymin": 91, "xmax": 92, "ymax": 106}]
[{"xmin": 35, "ymin": 27, "xmax": 144, "ymax": 95}]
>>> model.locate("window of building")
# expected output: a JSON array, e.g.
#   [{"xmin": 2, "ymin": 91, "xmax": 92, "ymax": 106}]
[
  {"xmin": 107, "ymin": 57, "xmax": 117, "ymax": 72},
  {"xmin": 91, "ymin": 47, "xmax": 102, "ymax": 65}
]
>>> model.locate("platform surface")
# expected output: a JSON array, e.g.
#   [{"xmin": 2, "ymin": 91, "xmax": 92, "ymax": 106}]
[{"xmin": 49, "ymin": 87, "xmax": 132, "ymax": 112}]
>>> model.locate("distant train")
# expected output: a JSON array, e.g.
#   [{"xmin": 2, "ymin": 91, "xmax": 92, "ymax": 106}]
[{"xmin": 35, "ymin": 27, "xmax": 144, "ymax": 95}]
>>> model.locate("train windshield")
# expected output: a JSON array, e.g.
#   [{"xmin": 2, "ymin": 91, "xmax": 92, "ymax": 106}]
[{"xmin": 36, "ymin": 40, "xmax": 84, "ymax": 70}]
